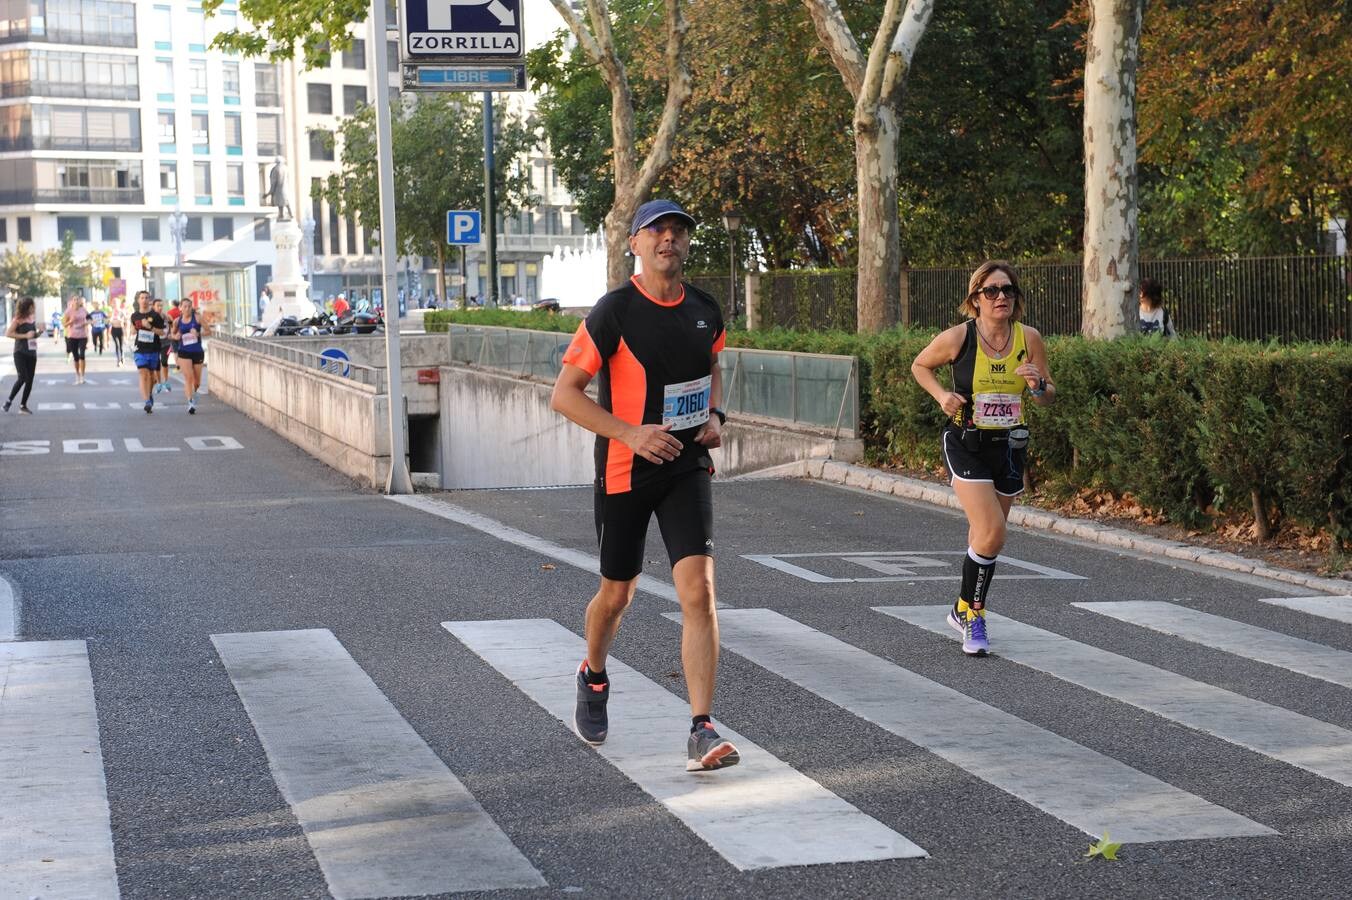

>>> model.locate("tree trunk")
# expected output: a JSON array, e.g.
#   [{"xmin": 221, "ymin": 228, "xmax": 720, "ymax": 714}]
[
  {"xmin": 603, "ymin": 203, "xmax": 637, "ymax": 290},
  {"xmin": 854, "ymin": 106, "xmax": 901, "ymax": 333},
  {"xmin": 1251, "ymin": 488, "xmax": 1271, "ymax": 542},
  {"xmin": 1081, "ymin": 0, "xmax": 1143, "ymax": 340}
]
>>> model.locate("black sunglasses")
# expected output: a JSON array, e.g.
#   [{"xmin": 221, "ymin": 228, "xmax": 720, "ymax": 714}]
[{"xmin": 977, "ymin": 284, "xmax": 1020, "ymax": 300}]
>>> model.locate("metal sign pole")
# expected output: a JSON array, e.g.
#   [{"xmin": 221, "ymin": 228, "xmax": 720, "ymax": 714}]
[
  {"xmin": 483, "ymin": 91, "xmax": 498, "ymax": 309},
  {"xmin": 371, "ymin": 0, "xmax": 413, "ymax": 495}
]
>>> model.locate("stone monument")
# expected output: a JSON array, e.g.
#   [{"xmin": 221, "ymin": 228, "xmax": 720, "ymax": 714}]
[{"xmin": 260, "ymin": 156, "xmax": 315, "ymax": 322}]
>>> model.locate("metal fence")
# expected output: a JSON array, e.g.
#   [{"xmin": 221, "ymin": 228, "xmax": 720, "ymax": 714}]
[
  {"xmin": 212, "ymin": 334, "xmax": 385, "ymax": 390},
  {"xmin": 446, "ymin": 324, "xmax": 860, "ymax": 436},
  {"xmin": 762, "ymin": 255, "xmax": 1352, "ymax": 341}
]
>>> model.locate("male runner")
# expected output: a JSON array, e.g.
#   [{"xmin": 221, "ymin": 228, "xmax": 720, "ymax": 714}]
[
  {"xmin": 130, "ymin": 291, "xmax": 166, "ymax": 413},
  {"xmin": 551, "ymin": 199, "xmax": 739, "ymax": 773}
]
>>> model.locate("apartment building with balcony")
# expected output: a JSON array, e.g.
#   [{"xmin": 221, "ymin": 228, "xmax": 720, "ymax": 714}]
[
  {"xmin": 0, "ymin": 0, "xmax": 279, "ymax": 301},
  {"xmin": 0, "ymin": 0, "xmax": 596, "ymax": 312}
]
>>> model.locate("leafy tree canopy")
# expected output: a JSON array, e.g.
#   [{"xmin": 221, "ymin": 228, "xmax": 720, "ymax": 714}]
[{"xmin": 318, "ymin": 95, "xmax": 539, "ymax": 261}]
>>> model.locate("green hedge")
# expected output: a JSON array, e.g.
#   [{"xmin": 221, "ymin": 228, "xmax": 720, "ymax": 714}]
[
  {"xmin": 424, "ymin": 308, "xmax": 582, "ymax": 334},
  {"xmin": 425, "ymin": 310, "xmax": 1352, "ymax": 544}
]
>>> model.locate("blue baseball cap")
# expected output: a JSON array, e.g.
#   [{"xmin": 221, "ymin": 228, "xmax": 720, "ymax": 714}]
[{"xmin": 630, "ymin": 199, "xmax": 697, "ymax": 236}]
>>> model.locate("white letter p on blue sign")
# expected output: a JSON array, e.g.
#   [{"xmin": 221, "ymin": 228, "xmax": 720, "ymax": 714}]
[{"xmin": 446, "ymin": 210, "xmax": 481, "ymax": 245}]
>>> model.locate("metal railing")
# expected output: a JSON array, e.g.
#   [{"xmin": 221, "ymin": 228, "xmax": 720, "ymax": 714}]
[
  {"xmin": 446, "ymin": 324, "xmax": 860, "ymax": 437},
  {"xmin": 910, "ymin": 255, "xmax": 1352, "ymax": 340},
  {"xmin": 212, "ymin": 334, "xmax": 385, "ymax": 391},
  {"xmin": 757, "ymin": 256, "xmax": 1352, "ymax": 341}
]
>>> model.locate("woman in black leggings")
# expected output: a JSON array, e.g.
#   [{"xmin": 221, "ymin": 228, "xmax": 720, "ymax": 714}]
[
  {"xmin": 4, "ymin": 296, "xmax": 39, "ymax": 413},
  {"xmin": 109, "ymin": 306, "xmax": 125, "ymax": 365}
]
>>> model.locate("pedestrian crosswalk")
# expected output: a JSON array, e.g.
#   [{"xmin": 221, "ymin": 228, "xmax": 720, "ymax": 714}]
[{"xmin": 7, "ymin": 594, "xmax": 1352, "ymax": 896}]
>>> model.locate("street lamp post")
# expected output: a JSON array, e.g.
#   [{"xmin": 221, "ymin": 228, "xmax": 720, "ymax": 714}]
[{"xmin": 721, "ymin": 210, "xmax": 744, "ymax": 321}]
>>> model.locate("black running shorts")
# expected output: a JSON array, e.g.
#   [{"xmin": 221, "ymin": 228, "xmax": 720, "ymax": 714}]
[
  {"xmin": 941, "ymin": 426, "xmax": 1026, "ymax": 496},
  {"xmin": 177, "ymin": 350, "xmax": 204, "ymax": 364},
  {"xmin": 66, "ymin": 337, "xmax": 88, "ymax": 360},
  {"xmin": 594, "ymin": 468, "xmax": 713, "ymax": 581}
]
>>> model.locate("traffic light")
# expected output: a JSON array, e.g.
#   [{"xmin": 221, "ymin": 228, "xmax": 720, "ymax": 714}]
[{"xmin": 140, "ymin": 254, "xmax": 149, "ymax": 279}]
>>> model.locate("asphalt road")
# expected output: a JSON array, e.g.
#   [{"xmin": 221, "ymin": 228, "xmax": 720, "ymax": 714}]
[{"xmin": 2, "ymin": 345, "xmax": 1349, "ymax": 899}]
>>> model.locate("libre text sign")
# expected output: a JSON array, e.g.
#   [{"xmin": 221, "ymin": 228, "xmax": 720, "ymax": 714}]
[
  {"xmin": 447, "ymin": 210, "xmax": 482, "ymax": 245},
  {"xmin": 401, "ymin": 0, "xmax": 524, "ymax": 59}
]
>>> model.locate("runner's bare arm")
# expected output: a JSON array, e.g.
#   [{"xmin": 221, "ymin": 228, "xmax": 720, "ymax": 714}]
[
  {"xmin": 693, "ymin": 355, "xmax": 722, "ymax": 448},
  {"xmin": 911, "ymin": 324, "xmax": 967, "ymax": 418},
  {"xmin": 551, "ymin": 363, "xmax": 683, "ymax": 464},
  {"xmin": 1016, "ymin": 326, "xmax": 1055, "ymax": 405}
]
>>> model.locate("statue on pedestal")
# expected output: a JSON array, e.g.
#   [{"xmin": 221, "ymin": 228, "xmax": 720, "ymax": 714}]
[{"xmin": 266, "ymin": 157, "xmax": 293, "ymax": 221}]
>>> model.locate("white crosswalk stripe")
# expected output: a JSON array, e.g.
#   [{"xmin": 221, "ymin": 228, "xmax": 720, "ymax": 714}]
[
  {"xmin": 1075, "ymin": 600, "xmax": 1352, "ymax": 690},
  {"xmin": 703, "ymin": 608, "xmax": 1272, "ymax": 843},
  {"xmin": 445, "ymin": 617, "xmax": 927, "ymax": 869},
  {"xmin": 879, "ymin": 605, "xmax": 1352, "ymax": 789},
  {"xmin": 21, "ymin": 596, "xmax": 1352, "ymax": 893},
  {"xmin": 0, "ymin": 641, "xmax": 119, "ymax": 899},
  {"xmin": 212, "ymin": 628, "xmax": 545, "ymax": 898},
  {"xmin": 1254, "ymin": 595, "xmax": 1352, "ymax": 625}
]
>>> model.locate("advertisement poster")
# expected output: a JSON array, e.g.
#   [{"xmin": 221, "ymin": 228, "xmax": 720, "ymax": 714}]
[{"xmin": 183, "ymin": 272, "xmax": 227, "ymax": 332}]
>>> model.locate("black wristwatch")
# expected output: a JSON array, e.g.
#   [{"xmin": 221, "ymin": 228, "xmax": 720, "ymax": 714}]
[{"xmin": 710, "ymin": 406, "xmax": 727, "ymax": 426}]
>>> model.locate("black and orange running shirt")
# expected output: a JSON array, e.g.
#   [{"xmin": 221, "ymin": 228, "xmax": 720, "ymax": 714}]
[{"xmin": 562, "ymin": 276, "xmax": 726, "ymax": 494}]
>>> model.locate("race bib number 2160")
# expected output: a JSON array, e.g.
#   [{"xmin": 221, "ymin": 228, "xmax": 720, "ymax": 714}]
[{"xmin": 662, "ymin": 376, "xmax": 712, "ymax": 430}]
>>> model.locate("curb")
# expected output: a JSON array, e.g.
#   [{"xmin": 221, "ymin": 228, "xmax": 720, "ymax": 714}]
[{"xmin": 773, "ymin": 458, "xmax": 1351, "ymax": 596}]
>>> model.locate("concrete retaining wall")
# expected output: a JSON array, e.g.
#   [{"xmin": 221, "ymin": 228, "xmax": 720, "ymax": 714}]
[
  {"xmin": 209, "ymin": 340, "xmax": 392, "ymax": 487},
  {"xmin": 437, "ymin": 366, "xmax": 861, "ymax": 490},
  {"xmin": 256, "ymin": 334, "xmax": 447, "ymax": 415}
]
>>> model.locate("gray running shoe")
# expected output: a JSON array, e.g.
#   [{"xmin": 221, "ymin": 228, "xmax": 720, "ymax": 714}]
[
  {"xmin": 686, "ymin": 722, "xmax": 740, "ymax": 772},
  {"xmin": 574, "ymin": 663, "xmax": 608, "ymax": 745}
]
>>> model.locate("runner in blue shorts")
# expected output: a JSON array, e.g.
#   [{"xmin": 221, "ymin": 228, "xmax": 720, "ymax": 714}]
[{"xmin": 130, "ymin": 291, "xmax": 166, "ymax": 414}]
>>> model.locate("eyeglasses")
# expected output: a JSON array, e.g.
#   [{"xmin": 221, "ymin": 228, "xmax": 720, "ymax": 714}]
[
  {"xmin": 641, "ymin": 221, "xmax": 689, "ymax": 237},
  {"xmin": 977, "ymin": 284, "xmax": 1020, "ymax": 300}
]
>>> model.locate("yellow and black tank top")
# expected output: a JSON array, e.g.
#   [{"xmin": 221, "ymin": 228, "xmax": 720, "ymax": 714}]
[{"xmin": 950, "ymin": 319, "xmax": 1028, "ymax": 429}]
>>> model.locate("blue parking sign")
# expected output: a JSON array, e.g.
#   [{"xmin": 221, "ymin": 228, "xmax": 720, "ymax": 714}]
[{"xmin": 446, "ymin": 210, "xmax": 481, "ymax": 245}]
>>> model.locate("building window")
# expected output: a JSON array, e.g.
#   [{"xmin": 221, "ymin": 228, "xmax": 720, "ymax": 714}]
[
  {"xmin": 387, "ymin": 40, "xmax": 398, "ymax": 72},
  {"xmin": 256, "ymin": 113, "xmax": 281, "ymax": 155},
  {"xmin": 342, "ymin": 39, "xmax": 366, "ymax": 69},
  {"xmin": 0, "ymin": 219, "xmax": 7, "ymax": 243},
  {"xmin": 100, "ymin": 215, "xmax": 118, "ymax": 240},
  {"xmin": 308, "ymin": 128, "xmax": 334, "ymax": 161},
  {"xmin": 307, "ymin": 83, "xmax": 332, "ymax": 115},
  {"xmin": 187, "ymin": 7, "xmax": 206, "ymax": 46},
  {"xmin": 193, "ymin": 161, "xmax": 211, "ymax": 197},
  {"xmin": 345, "ymin": 216, "xmax": 356, "ymax": 256},
  {"xmin": 191, "ymin": 112, "xmax": 209, "ymax": 144},
  {"xmin": 159, "ymin": 162, "xmax": 177, "ymax": 191},
  {"xmin": 212, "ymin": 216, "xmax": 232, "ymax": 240},
  {"xmin": 142, "ymin": 217, "xmax": 160, "ymax": 241},
  {"xmin": 156, "ymin": 59, "xmax": 173, "ymax": 90},
  {"xmin": 18, "ymin": 217, "xmax": 31, "ymax": 241},
  {"xmin": 152, "ymin": 5, "xmax": 172, "ymax": 39},
  {"xmin": 56, "ymin": 215, "xmax": 90, "ymax": 241},
  {"xmin": 343, "ymin": 85, "xmax": 367, "ymax": 115},
  {"xmin": 226, "ymin": 162, "xmax": 244, "ymax": 197},
  {"xmin": 157, "ymin": 111, "xmax": 175, "ymax": 142},
  {"xmin": 41, "ymin": 0, "xmax": 136, "ymax": 47},
  {"xmin": 223, "ymin": 112, "xmax": 242, "ymax": 149},
  {"xmin": 185, "ymin": 216, "xmax": 203, "ymax": 240},
  {"xmin": 253, "ymin": 216, "xmax": 270, "ymax": 240},
  {"xmin": 29, "ymin": 105, "xmax": 140, "ymax": 152},
  {"xmin": 221, "ymin": 61, "xmax": 240, "ymax": 97},
  {"xmin": 329, "ymin": 204, "xmax": 340, "ymax": 255},
  {"xmin": 189, "ymin": 60, "xmax": 207, "ymax": 93},
  {"xmin": 254, "ymin": 63, "xmax": 280, "ymax": 106}
]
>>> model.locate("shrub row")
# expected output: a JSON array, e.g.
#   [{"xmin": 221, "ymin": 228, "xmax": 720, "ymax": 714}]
[{"xmin": 425, "ymin": 309, "xmax": 1351, "ymax": 544}]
